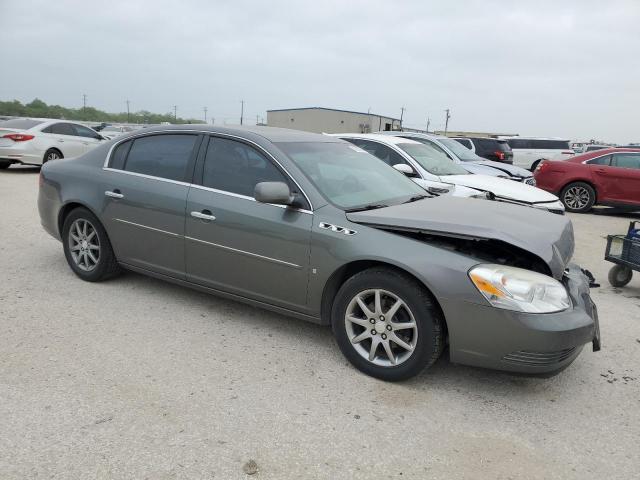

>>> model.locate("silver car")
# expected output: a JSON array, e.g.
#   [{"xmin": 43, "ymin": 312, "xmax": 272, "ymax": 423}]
[{"xmin": 38, "ymin": 125, "xmax": 600, "ymax": 381}]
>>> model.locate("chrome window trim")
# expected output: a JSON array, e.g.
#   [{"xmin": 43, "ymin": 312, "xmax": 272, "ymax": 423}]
[
  {"xmin": 114, "ymin": 218, "xmax": 181, "ymax": 237},
  {"xmin": 103, "ymin": 167, "xmax": 191, "ymax": 187},
  {"xmin": 185, "ymin": 236, "xmax": 301, "ymax": 269},
  {"xmin": 102, "ymin": 128, "xmax": 314, "ymax": 211},
  {"xmin": 188, "ymin": 183, "xmax": 313, "ymax": 215}
]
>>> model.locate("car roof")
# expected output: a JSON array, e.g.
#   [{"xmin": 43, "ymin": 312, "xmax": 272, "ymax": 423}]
[
  {"xmin": 500, "ymin": 136, "xmax": 570, "ymax": 141},
  {"xmin": 373, "ymin": 131, "xmax": 452, "ymax": 141},
  {"xmin": 329, "ymin": 133, "xmax": 422, "ymax": 146},
  {"xmin": 568, "ymin": 147, "xmax": 640, "ymax": 162},
  {"xmin": 117, "ymin": 124, "xmax": 341, "ymax": 143}
]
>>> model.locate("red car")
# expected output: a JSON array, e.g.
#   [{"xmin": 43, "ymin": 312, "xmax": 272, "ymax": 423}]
[{"xmin": 534, "ymin": 148, "xmax": 640, "ymax": 213}]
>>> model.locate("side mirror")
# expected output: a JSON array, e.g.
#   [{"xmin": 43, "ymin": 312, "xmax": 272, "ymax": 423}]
[
  {"xmin": 393, "ymin": 163, "xmax": 417, "ymax": 177},
  {"xmin": 254, "ymin": 181, "xmax": 294, "ymax": 205}
]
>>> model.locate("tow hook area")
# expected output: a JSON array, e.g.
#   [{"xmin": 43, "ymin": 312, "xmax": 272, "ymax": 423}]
[{"xmin": 582, "ymin": 268, "xmax": 600, "ymax": 288}]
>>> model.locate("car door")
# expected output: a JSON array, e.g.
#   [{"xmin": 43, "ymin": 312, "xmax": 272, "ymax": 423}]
[
  {"xmin": 598, "ymin": 153, "xmax": 640, "ymax": 204},
  {"xmin": 185, "ymin": 135, "xmax": 313, "ymax": 310},
  {"xmin": 43, "ymin": 122, "xmax": 85, "ymax": 158},
  {"xmin": 101, "ymin": 133, "xmax": 201, "ymax": 278},
  {"xmin": 72, "ymin": 123, "xmax": 105, "ymax": 153}
]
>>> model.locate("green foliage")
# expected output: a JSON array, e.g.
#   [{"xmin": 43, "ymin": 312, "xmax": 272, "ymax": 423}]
[{"xmin": 0, "ymin": 98, "xmax": 204, "ymax": 125}]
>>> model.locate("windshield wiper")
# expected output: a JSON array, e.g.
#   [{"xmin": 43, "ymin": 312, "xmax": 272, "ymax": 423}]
[
  {"xmin": 345, "ymin": 203, "xmax": 388, "ymax": 213},
  {"xmin": 402, "ymin": 194, "xmax": 430, "ymax": 204}
]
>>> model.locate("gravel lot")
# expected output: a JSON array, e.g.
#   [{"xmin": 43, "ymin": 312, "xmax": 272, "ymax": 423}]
[{"xmin": 1, "ymin": 166, "xmax": 639, "ymax": 480}]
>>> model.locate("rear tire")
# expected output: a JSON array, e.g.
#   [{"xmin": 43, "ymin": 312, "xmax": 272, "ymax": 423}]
[
  {"xmin": 331, "ymin": 267, "xmax": 444, "ymax": 381},
  {"xmin": 560, "ymin": 182, "xmax": 596, "ymax": 213},
  {"xmin": 0, "ymin": 161, "xmax": 10, "ymax": 170},
  {"xmin": 608, "ymin": 265, "xmax": 632, "ymax": 287},
  {"xmin": 62, "ymin": 207, "xmax": 121, "ymax": 282},
  {"xmin": 43, "ymin": 148, "xmax": 63, "ymax": 164}
]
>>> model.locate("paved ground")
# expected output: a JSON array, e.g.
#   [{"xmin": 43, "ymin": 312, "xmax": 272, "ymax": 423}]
[{"xmin": 1, "ymin": 166, "xmax": 639, "ymax": 479}]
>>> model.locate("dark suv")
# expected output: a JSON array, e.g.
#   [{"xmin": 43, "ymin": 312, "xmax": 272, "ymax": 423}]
[{"xmin": 454, "ymin": 137, "xmax": 513, "ymax": 164}]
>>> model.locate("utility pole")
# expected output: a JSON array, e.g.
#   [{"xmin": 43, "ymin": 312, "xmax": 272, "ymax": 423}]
[
  {"xmin": 444, "ymin": 109, "xmax": 451, "ymax": 135},
  {"xmin": 173, "ymin": 105, "xmax": 177, "ymax": 122},
  {"xmin": 400, "ymin": 106, "xmax": 405, "ymax": 130},
  {"xmin": 126, "ymin": 99, "xmax": 130, "ymax": 123},
  {"xmin": 240, "ymin": 100, "xmax": 244, "ymax": 125},
  {"xmin": 204, "ymin": 107, "xmax": 208, "ymax": 123},
  {"xmin": 82, "ymin": 94, "xmax": 87, "ymax": 117},
  {"xmin": 256, "ymin": 114, "xmax": 260, "ymax": 125},
  {"xmin": 211, "ymin": 117, "xmax": 215, "ymax": 125},
  {"xmin": 426, "ymin": 117, "xmax": 431, "ymax": 133}
]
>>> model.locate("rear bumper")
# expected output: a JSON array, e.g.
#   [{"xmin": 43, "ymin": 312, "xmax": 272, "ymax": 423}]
[{"xmin": 442, "ymin": 263, "xmax": 599, "ymax": 374}]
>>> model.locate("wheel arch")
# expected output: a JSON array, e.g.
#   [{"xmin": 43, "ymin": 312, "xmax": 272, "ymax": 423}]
[
  {"xmin": 57, "ymin": 201, "xmax": 102, "ymax": 237},
  {"xmin": 320, "ymin": 260, "xmax": 448, "ymax": 337},
  {"xmin": 560, "ymin": 178, "xmax": 598, "ymax": 203},
  {"xmin": 43, "ymin": 147, "xmax": 63, "ymax": 162}
]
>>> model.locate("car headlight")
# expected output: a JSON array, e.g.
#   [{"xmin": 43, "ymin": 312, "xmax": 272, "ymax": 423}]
[{"xmin": 468, "ymin": 264, "xmax": 570, "ymax": 313}]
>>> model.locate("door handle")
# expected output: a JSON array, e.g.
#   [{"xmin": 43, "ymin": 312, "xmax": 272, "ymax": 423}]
[
  {"xmin": 191, "ymin": 210, "xmax": 216, "ymax": 221},
  {"xmin": 105, "ymin": 189, "xmax": 124, "ymax": 199},
  {"xmin": 594, "ymin": 168, "xmax": 606, "ymax": 173},
  {"xmin": 58, "ymin": 139, "xmax": 64, "ymax": 143}
]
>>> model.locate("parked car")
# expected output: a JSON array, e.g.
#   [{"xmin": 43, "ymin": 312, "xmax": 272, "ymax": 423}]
[
  {"xmin": 100, "ymin": 125, "xmax": 140, "ymax": 139},
  {"xmin": 387, "ymin": 132, "xmax": 535, "ymax": 185},
  {"xmin": 503, "ymin": 137, "xmax": 575, "ymax": 171},
  {"xmin": 453, "ymin": 137, "xmax": 514, "ymax": 164},
  {"xmin": 0, "ymin": 118, "xmax": 107, "ymax": 168},
  {"xmin": 534, "ymin": 148, "xmax": 640, "ymax": 213},
  {"xmin": 38, "ymin": 125, "xmax": 599, "ymax": 380},
  {"xmin": 580, "ymin": 145, "xmax": 610, "ymax": 153},
  {"xmin": 336, "ymin": 133, "xmax": 564, "ymax": 214}
]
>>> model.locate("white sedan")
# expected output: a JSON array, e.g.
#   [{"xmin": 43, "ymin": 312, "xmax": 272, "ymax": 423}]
[
  {"xmin": 0, "ymin": 118, "xmax": 108, "ymax": 168},
  {"xmin": 335, "ymin": 133, "xmax": 565, "ymax": 214}
]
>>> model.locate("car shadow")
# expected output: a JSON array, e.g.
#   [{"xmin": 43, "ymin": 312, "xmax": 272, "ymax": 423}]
[
  {"xmin": 104, "ymin": 269, "xmax": 579, "ymax": 393},
  {"xmin": 1, "ymin": 165, "xmax": 41, "ymax": 174}
]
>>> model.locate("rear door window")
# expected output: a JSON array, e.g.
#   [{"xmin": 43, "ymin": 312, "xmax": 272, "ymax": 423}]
[
  {"xmin": 586, "ymin": 155, "xmax": 611, "ymax": 166},
  {"xmin": 49, "ymin": 123, "xmax": 77, "ymax": 136},
  {"xmin": 612, "ymin": 153, "xmax": 640, "ymax": 169},
  {"xmin": 530, "ymin": 140, "xmax": 571, "ymax": 150},
  {"xmin": 454, "ymin": 138, "xmax": 473, "ymax": 149},
  {"xmin": 123, "ymin": 134, "xmax": 198, "ymax": 182},
  {"xmin": 343, "ymin": 139, "xmax": 408, "ymax": 166}
]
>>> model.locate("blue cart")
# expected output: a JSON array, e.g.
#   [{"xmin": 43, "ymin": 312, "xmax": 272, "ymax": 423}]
[{"xmin": 604, "ymin": 221, "xmax": 640, "ymax": 287}]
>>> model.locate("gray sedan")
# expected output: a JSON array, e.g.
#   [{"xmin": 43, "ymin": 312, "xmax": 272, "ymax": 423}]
[{"xmin": 38, "ymin": 125, "xmax": 600, "ymax": 381}]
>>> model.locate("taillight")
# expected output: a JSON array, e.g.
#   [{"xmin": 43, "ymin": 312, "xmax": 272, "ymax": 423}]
[
  {"xmin": 3, "ymin": 133, "xmax": 35, "ymax": 142},
  {"xmin": 494, "ymin": 151, "xmax": 505, "ymax": 160}
]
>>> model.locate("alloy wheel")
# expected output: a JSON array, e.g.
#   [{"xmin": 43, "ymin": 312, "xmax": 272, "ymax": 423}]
[
  {"xmin": 68, "ymin": 219, "xmax": 100, "ymax": 271},
  {"xmin": 563, "ymin": 186, "xmax": 590, "ymax": 210},
  {"xmin": 46, "ymin": 151, "xmax": 60, "ymax": 161},
  {"xmin": 344, "ymin": 289, "xmax": 418, "ymax": 367}
]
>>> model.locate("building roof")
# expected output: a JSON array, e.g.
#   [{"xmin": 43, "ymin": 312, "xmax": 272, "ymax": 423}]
[{"xmin": 267, "ymin": 107, "xmax": 401, "ymax": 122}]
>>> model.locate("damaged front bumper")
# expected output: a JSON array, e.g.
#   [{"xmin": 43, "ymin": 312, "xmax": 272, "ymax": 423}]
[{"xmin": 440, "ymin": 263, "xmax": 600, "ymax": 374}]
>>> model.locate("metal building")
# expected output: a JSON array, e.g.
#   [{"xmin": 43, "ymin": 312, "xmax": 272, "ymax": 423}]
[{"xmin": 266, "ymin": 107, "xmax": 401, "ymax": 134}]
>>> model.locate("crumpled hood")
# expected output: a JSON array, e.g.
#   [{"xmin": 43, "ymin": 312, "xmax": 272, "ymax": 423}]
[
  {"xmin": 442, "ymin": 174, "xmax": 559, "ymax": 203},
  {"xmin": 467, "ymin": 160, "xmax": 532, "ymax": 179},
  {"xmin": 346, "ymin": 196, "xmax": 574, "ymax": 279}
]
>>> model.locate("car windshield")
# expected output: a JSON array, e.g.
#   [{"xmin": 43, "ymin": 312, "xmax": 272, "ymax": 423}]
[
  {"xmin": 0, "ymin": 119, "xmax": 45, "ymax": 129},
  {"xmin": 277, "ymin": 142, "xmax": 427, "ymax": 210},
  {"xmin": 397, "ymin": 143, "xmax": 469, "ymax": 176},
  {"xmin": 437, "ymin": 137, "xmax": 482, "ymax": 161}
]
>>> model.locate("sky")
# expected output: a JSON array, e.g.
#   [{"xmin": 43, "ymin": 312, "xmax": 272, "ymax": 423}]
[{"xmin": 1, "ymin": 0, "xmax": 638, "ymax": 143}]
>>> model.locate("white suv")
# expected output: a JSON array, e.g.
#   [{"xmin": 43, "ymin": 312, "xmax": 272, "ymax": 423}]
[{"xmin": 503, "ymin": 137, "xmax": 574, "ymax": 171}]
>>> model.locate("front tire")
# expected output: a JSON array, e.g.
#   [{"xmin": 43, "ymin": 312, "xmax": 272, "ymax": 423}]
[
  {"xmin": 331, "ymin": 267, "xmax": 444, "ymax": 381},
  {"xmin": 62, "ymin": 207, "xmax": 121, "ymax": 282},
  {"xmin": 608, "ymin": 265, "xmax": 632, "ymax": 287},
  {"xmin": 560, "ymin": 182, "xmax": 596, "ymax": 213}
]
